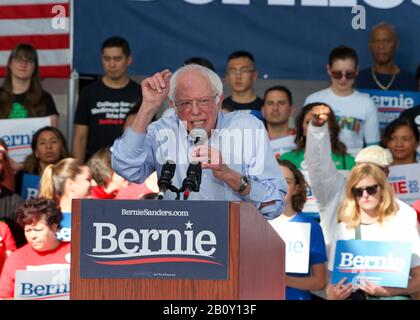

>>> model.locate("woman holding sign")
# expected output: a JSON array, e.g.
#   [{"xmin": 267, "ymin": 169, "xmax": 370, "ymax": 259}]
[
  {"xmin": 0, "ymin": 198, "xmax": 70, "ymax": 299},
  {"xmin": 0, "ymin": 44, "xmax": 58, "ymax": 127},
  {"xmin": 327, "ymin": 163, "xmax": 420, "ymax": 300},
  {"xmin": 269, "ymin": 160, "xmax": 327, "ymax": 300}
]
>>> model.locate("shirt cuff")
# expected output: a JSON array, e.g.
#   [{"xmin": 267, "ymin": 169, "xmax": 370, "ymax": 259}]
[{"xmin": 122, "ymin": 127, "xmax": 147, "ymax": 150}]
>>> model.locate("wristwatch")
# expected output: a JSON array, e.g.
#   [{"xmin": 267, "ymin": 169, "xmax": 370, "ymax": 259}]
[{"xmin": 237, "ymin": 176, "xmax": 249, "ymax": 193}]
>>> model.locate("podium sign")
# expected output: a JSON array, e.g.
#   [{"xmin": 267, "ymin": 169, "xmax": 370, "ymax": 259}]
[{"xmin": 79, "ymin": 200, "xmax": 229, "ymax": 280}]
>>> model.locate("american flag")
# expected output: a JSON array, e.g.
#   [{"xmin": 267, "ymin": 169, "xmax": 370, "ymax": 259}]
[{"xmin": 0, "ymin": 0, "xmax": 70, "ymax": 78}]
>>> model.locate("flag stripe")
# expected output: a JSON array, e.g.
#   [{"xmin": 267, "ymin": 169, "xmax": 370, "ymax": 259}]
[
  {"xmin": 0, "ymin": 65, "xmax": 70, "ymax": 78},
  {"xmin": 0, "ymin": 3, "xmax": 69, "ymax": 19},
  {"xmin": 0, "ymin": 34, "xmax": 69, "ymax": 51},
  {"xmin": 0, "ymin": 18, "xmax": 69, "ymax": 36},
  {"xmin": 0, "ymin": 0, "xmax": 70, "ymax": 78},
  {"xmin": 0, "ymin": 48, "xmax": 69, "ymax": 65}
]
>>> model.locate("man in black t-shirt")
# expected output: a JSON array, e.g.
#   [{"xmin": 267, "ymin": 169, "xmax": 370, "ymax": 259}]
[
  {"xmin": 223, "ymin": 51, "xmax": 263, "ymax": 120},
  {"xmin": 357, "ymin": 23, "xmax": 417, "ymax": 92},
  {"xmin": 72, "ymin": 36, "xmax": 141, "ymax": 162}
]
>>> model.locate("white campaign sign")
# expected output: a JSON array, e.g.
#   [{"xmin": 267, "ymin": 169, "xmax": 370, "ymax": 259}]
[
  {"xmin": 388, "ymin": 163, "xmax": 420, "ymax": 205},
  {"xmin": 0, "ymin": 117, "xmax": 51, "ymax": 162},
  {"xmin": 269, "ymin": 221, "xmax": 311, "ymax": 273},
  {"xmin": 14, "ymin": 267, "xmax": 70, "ymax": 300}
]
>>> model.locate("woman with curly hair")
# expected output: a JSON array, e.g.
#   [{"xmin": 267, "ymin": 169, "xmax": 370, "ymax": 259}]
[{"xmin": 0, "ymin": 198, "xmax": 70, "ymax": 298}]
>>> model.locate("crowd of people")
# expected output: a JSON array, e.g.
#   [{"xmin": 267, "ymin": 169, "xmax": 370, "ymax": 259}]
[{"xmin": 0, "ymin": 21, "xmax": 420, "ymax": 300}]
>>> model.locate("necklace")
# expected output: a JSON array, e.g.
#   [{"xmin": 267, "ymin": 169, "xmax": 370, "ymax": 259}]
[{"xmin": 370, "ymin": 67, "xmax": 396, "ymax": 91}]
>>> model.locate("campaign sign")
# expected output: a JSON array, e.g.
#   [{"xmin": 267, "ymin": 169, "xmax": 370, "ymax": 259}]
[
  {"xmin": 269, "ymin": 221, "xmax": 310, "ymax": 274},
  {"xmin": 388, "ymin": 163, "xmax": 420, "ymax": 205},
  {"xmin": 80, "ymin": 200, "xmax": 229, "ymax": 279},
  {"xmin": 332, "ymin": 240, "xmax": 412, "ymax": 288},
  {"xmin": 360, "ymin": 89, "xmax": 420, "ymax": 130},
  {"xmin": 14, "ymin": 268, "xmax": 70, "ymax": 300},
  {"xmin": 20, "ymin": 173, "xmax": 40, "ymax": 199},
  {"xmin": 57, "ymin": 212, "xmax": 71, "ymax": 242},
  {"xmin": 0, "ymin": 117, "xmax": 51, "ymax": 163},
  {"xmin": 300, "ymin": 170, "xmax": 320, "ymax": 221}
]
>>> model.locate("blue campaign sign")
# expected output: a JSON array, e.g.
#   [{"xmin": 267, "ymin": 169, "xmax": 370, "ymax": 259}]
[
  {"xmin": 20, "ymin": 174, "xmax": 40, "ymax": 200},
  {"xmin": 57, "ymin": 212, "xmax": 71, "ymax": 242},
  {"xmin": 360, "ymin": 89, "xmax": 420, "ymax": 129},
  {"xmin": 332, "ymin": 240, "xmax": 412, "ymax": 288},
  {"xmin": 79, "ymin": 200, "xmax": 229, "ymax": 280}
]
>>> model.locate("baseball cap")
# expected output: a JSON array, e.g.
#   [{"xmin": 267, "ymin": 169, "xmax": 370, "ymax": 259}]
[{"xmin": 355, "ymin": 145, "xmax": 393, "ymax": 168}]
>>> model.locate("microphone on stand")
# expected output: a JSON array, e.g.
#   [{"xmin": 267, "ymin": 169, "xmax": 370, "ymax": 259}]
[
  {"xmin": 181, "ymin": 162, "xmax": 202, "ymax": 200},
  {"xmin": 181, "ymin": 127, "xmax": 207, "ymax": 200},
  {"xmin": 157, "ymin": 160, "xmax": 176, "ymax": 200}
]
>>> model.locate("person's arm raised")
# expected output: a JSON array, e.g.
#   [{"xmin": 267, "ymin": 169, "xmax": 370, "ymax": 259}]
[{"xmin": 131, "ymin": 69, "xmax": 172, "ymax": 134}]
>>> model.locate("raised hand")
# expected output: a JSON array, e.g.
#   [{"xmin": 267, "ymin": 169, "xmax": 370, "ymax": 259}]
[
  {"xmin": 141, "ymin": 69, "xmax": 172, "ymax": 113},
  {"xmin": 310, "ymin": 104, "xmax": 331, "ymax": 127}
]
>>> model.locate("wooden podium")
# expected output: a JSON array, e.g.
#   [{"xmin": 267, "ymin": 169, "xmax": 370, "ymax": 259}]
[{"xmin": 70, "ymin": 200, "xmax": 285, "ymax": 300}]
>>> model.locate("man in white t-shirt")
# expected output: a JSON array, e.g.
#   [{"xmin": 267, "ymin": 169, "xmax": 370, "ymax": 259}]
[
  {"xmin": 262, "ymin": 85, "xmax": 296, "ymax": 160},
  {"xmin": 305, "ymin": 45, "xmax": 380, "ymax": 157}
]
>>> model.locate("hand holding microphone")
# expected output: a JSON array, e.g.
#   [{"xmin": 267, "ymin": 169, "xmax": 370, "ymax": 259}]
[
  {"xmin": 182, "ymin": 128, "xmax": 207, "ymax": 200},
  {"xmin": 190, "ymin": 127, "xmax": 227, "ymax": 182}
]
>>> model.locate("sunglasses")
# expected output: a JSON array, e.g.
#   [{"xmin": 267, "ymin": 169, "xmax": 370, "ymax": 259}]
[
  {"xmin": 351, "ymin": 184, "xmax": 380, "ymax": 198},
  {"xmin": 331, "ymin": 71, "xmax": 357, "ymax": 80}
]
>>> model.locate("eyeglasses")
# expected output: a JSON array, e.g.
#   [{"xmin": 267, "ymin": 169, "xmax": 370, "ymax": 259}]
[
  {"xmin": 351, "ymin": 184, "xmax": 380, "ymax": 198},
  {"xmin": 331, "ymin": 71, "xmax": 357, "ymax": 80},
  {"xmin": 12, "ymin": 56, "xmax": 35, "ymax": 64},
  {"xmin": 227, "ymin": 68, "xmax": 255, "ymax": 76},
  {"xmin": 174, "ymin": 95, "xmax": 218, "ymax": 112}
]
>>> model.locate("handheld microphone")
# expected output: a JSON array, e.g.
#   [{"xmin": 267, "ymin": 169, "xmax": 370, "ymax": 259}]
[
  {"xmin": 190, "ymin": 127, "xmax": 207, "ymax": 146},
  {"xmin": 157, "ymin": 160, "xmax": 176, "ymax": 200},
  {"xmin": 181, "ymin": 162, "xmax": 202, "ymax": 200},
  {"xmin": 181, "ymin": 127, "xmax": 207, "ymax": 200}
]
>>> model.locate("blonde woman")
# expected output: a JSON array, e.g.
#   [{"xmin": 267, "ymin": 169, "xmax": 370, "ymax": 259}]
[
  {"xmin": 327, "ymin": 163, "xmax": 420, "ymax": 300},
  {"xmin": 38, "ymin": 158, "xmax": 92, "ymax": 242}
]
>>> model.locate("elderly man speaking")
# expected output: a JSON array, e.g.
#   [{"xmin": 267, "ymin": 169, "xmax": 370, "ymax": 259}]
[{"xmin": 111, "ymin": 65, "xmax": 286, "ymax": 220}]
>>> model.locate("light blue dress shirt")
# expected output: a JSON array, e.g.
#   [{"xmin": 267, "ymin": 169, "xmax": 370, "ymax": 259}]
[{"xmin": 111, "ymin": 111, "xmax": 286, "ymax": 219}]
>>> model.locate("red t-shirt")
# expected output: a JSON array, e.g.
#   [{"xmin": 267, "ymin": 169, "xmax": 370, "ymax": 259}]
[
  {"xmin": 0, "ymin": 222, "xmax": 16, "ymax": 274},
  {"xmin": 0, "ymin": 241, "xmax": 70, "ymax": 298}
]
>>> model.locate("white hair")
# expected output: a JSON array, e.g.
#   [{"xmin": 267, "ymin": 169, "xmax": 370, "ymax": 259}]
[{"xmin": 168, "ymin": 64, "xmax": 223, "ymax": 103}]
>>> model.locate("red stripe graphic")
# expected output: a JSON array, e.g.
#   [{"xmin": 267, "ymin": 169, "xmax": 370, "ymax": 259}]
[
  {"xmin": 0, "ymin": 34, "xmax": 69, "ymax": 51},
  {"xmin": 29, "ymin": 293, "xmax": 69, "ymax": 300},
  {"xmin": 7, "ymin": 145, "xmax": 31, "ymax": 151},
  {"xmin": 339, "ymin": 268, "xmax": 400, "ymax": 273},
  {"xmin": 94, "ymin": 257, "xmax": 223, "ymax": 266},
  {"xmin": 0, "ymin": 3, "xmax": 69, "ymax": 19},
  {"xmin": 0, "ymin": 65, "xmax": 70, "ymax": 78}
]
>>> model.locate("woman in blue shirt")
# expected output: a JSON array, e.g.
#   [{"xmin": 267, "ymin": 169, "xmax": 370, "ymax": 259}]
[{"xmin": 270, "ymin": 160, "xmax": 327, "ymax": 300}]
